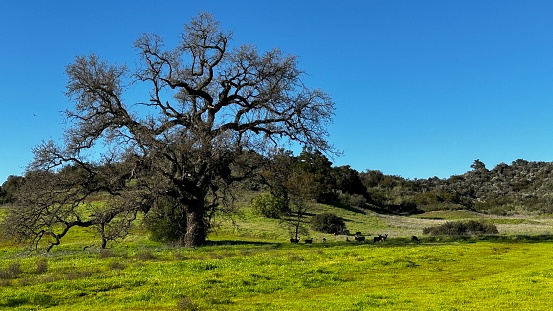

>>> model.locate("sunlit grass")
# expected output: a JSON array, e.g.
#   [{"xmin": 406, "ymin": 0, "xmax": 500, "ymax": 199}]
[
  {"xmin": 2, "ymin": 198, "xmax": 553, "ymax": 310},
  {"xmin": 411, "ymin": 209, "xmax": 483, "ymax": 220},
  {"xmin": 2, "ymin": 240, "xmax": 553, "ymax": 310}
]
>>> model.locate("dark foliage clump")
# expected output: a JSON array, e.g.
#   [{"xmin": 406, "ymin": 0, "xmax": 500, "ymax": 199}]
[
  {"xmin": 143, "ymin": 197, "xmax": 186, "ymax": 243},
  {"xmin": 423, "ymin": 220, "xmax": 498, "ymax": 236},
  {"xmin": 311, "ymin": 212, "xmax": 346, "ymax": 234},
  {"xmin": 0, "ymin": 175, "xmax": 24, "ymax": 204}
]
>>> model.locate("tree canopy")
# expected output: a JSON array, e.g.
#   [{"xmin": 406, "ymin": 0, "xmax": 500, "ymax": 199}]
[{"xmin": 4, "ymin": 13, "xmax": 335, "ymax": 250}]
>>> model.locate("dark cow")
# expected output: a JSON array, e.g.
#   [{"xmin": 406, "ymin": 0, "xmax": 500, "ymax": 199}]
[
  {"xmin": 373, "ymin": 234, "xmax": 388, "ymax": 244},
  {"xmin": 411, "ymin": 236, "xmax": 420, "ymax": 243}
]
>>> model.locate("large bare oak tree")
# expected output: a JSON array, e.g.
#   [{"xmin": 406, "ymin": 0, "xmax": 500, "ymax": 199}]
[{"xmin": 6, "ymin": 13, "xmax": 334, "ymax": 249}]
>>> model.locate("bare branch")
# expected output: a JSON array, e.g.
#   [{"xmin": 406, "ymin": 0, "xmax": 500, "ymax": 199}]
[{"xmin": 6, "ymin": 12, "xmax": 335, "ymax": 250}]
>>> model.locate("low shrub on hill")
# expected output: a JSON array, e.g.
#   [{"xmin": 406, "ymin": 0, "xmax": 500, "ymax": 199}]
[{"xmin": 423, "ymin": 220, "xmax": 498, "ymax": 236}]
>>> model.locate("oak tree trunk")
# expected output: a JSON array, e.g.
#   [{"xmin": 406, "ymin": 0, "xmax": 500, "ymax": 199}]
[{"xmin": 182, "ymin": 205, "xmax": 208, "ymax": 248}]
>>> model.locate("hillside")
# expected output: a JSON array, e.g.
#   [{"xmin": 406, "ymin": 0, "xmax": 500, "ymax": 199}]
[
  {"xmin": 4, "ymin": 157, "xmax": 553, "ymax": 220},
  {"xmin": 362, "ymin": 159, "xmax": 553, "ymax": 215},
  {"xmin": 2, "ymin": 196, "xmax": 553, "ymax": 310},
  {"xmin": 216, "ymin": 197, "xmax": 553, "ymax": 242},
  {"xmin": 2, "ymin": 177, "xmax": 553, "ymax": 310}
]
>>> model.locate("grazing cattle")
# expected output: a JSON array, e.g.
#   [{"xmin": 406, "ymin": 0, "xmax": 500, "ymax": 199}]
[
  {"xmin": 411, "ymin": 236, "xmax": 420, "ymax": 243},
  {"xmin": 355, "ymin": 231, "xmax": 362, "ymax": 236},
  {"xmin": 322, "ymin": 238, "xmax": 327, "ymax": 243},
  {"xmin": 373, "ymin": 234, "xmax": 388, "ymax": 244},
  {"xmin": 290, "ymin": 238, "xmax": 299, "ymax": 244},
  {"xmin": 304, "ymin": 238, "xmax": 313, "ymax": 244},
  {"xmin": 354, "ymin": 235, "xmax": 365, "ymax": 242}
]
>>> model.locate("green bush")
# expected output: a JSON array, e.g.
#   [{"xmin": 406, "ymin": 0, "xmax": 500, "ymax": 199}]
[
  {"xmin": 311, "ymin": 212, "xmax": 346, "ymax": 234},
  {"xmin": 143, "ymin": 197, "xmax": 186, "ymax": 243},
  {"xmin": 423, "ymin": 220, "xmax": 498, "ymax": 236},
  {"xmin": 250, "ymin": 192, "xmax": 288, "ymax": 219},
  {"xmin": 465, "ymin": 220, "xmax": 499, "ymax": 234}
]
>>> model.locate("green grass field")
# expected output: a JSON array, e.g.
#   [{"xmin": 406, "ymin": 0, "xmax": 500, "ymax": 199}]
[{"xmin": 1, "ymin": 202, "xmax": 553, "ymax": 310}]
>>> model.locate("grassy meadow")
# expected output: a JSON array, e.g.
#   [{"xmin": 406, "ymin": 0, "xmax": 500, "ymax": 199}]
[{"xmin": 1, "ymin": 201, "xmax": 553, "ymax": 310}]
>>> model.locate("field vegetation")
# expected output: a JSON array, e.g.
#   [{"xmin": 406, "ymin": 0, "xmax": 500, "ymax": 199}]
[
  {"xmin": 3, "ymin": 152, "xmax": 553, "ymax": 310},
  {"xmin": 1, "ymin": 200, "xmax": 553, "ymax": 310}
]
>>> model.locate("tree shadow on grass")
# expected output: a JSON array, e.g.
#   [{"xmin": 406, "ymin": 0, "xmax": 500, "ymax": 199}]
[
  {"xmin": 482, "ymin": 234, "xmax": 553, "ymax": 243},
  {"xmin": 366, "ymin": 202, "xmax": 424, "ymax": 216},
  {"xmin": 329, "ymin": 201, "xmax": 367, "ymax": 215},
  {"xmin": 422, "ymin": 234, "xmax": 553, "ymax": 244},
  {"xmin": 205, "ymin": 240, "xmax": 277, "ymax": 247}
]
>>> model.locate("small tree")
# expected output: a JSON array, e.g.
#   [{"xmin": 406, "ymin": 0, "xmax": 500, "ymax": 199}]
[
  {"xmin": 250, "ymin": 192, "xmax": 288, "ymax": 219},
  {"xmin": 280, "ymin": 171, "xmax": 321, "ymax": 240},
  {"xmin": 295, "ymin": 147, "xmax": 336, "ymax": 203},
  {"xmin": 1, "ymin": 168, "xmax": 142, "ymax": 251},
  {"xmin": 471, "ymin": 159, "xmax": 488, "ymax": 172}
]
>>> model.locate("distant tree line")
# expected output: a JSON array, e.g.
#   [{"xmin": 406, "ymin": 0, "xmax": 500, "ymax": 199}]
[
  {"xmin": 250, "ymin": 157, "xmax": 553, "ymax": 217},
  {"xmin": 4, "ymin": 154, "xmax": 553, "ymax": 250},
  {"xmin": 375, "ymin": 159, "xmax": 553, "ymax": 215}
]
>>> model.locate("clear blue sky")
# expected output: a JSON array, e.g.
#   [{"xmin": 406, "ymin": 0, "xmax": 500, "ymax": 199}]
[{"xmin": 2, "ymin": 1, "xmax": 553, "ymax": 183}]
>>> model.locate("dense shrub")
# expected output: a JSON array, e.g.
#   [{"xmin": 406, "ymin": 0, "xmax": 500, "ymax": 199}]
[
  {"xmin": 144, "ymin": 213, "xmax": 184, "ymax": 243},
  {"xmin": 143, "ymin": 197, "xmax": 186, "ymax": 243},
  {"xmin": 311, "ymin": 212, "xmax": 346, "ymax": 234},
  {"xmin": 465, "ymin": 220, "xmax": 499, "ymax": 234},
  {"xmin": 423, "ymin": 220, "xmax": 498, "ymax": 236},
  {"xmin": 250, "ymin": 192, "xmax": 288, "ymax": 219}
]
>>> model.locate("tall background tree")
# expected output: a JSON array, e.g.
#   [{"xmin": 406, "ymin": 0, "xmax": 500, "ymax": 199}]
[
  {"xmin": 0, "ymin": 175, "xmax": 24, "ymax": 204},
  {"xmin": 4, "ymin": 13, "xmax": 334, "ymax": 249}
]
